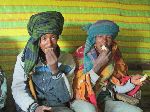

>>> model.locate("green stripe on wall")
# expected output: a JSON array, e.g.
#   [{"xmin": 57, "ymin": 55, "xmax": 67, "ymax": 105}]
[
  {"xmin": 119, "ymin": 47, "xmax": 150, "ymax": 54},
  {"xmin": 0, "ymin": 21, "xmax": 28, "ymax": 28},
  {"xmin": 0, "ymin": 6, "xmax": 150, "ymax": 17},
  {"xmin": 0, "ymin": 36, "xmax": 28, "ymax": 42}
]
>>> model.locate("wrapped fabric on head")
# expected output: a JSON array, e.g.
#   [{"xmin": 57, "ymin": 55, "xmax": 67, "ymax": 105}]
[
  {"xmin": 22, "ymin": 11, "xmax": 64, "ymax": 75},
  {"xmin": 83, "ymin": 20, "xmax": 119, "ymax": 73}
]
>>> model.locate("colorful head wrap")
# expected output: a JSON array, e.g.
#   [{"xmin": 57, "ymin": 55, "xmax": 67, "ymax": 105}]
[
  {"xmin": 83, "ymin": 20, "xmax": 119, "ymax": 73},
  {"xmin": 22, "ymin": 11, "xmax": 64, "ymax": 75}
]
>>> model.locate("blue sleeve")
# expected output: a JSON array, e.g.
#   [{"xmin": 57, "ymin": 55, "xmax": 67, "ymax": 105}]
[{"xmin": 113, "ymin": 79, "xmax": 135, "ymax": 93}]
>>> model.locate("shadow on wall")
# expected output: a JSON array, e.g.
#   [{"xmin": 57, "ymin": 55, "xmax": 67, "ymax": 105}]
[{"xmin": 60, "ymin": 25, "xmax": 86, "ymax": 53}]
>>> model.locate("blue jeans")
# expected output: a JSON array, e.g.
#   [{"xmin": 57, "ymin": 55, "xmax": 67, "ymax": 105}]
[{"xmin": 15, "ymin": 100, "xmax": 96, "ymax": 112}]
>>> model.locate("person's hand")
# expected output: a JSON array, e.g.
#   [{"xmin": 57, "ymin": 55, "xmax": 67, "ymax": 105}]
[
  {"xmin": 131, "ymin": 75, "xmax": 143, "ymax": 86},
  {"xmin": 35, "ymin": 106, "xmax": 52, "ymax": 112},
  {"xmin": 142, "ymin": 76, "xmax": 150, "ymax": 85},
  {"xmin": 93, "ymin": 49, "xmax": 112, "ymax": 73},
  {"xmin": 45, "ymin": 48, "xmax": 59, "ymax": 74},
  {"xmin": 45, "ymin": 48, "xmax": 58, "ymax": 65}
]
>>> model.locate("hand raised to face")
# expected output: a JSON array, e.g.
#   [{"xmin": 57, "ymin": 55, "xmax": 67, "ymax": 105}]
[
  {"xmin": 45, "ymin": 48, "xmax": 58, "ymax": 66},
  {"xmin": 39, "ymin": 34, "xmax": 59, "ymax": 74},
  {"xmin": 139, "ymin": 74, "xmax": 150, "ymax": 85},
  {"xmin": 93, "ymin": 49, "xmax": 112, "ymax": 73},
  {"xmin": 35, "ymin": 106, "xmax": 52, "ymax": 112}
]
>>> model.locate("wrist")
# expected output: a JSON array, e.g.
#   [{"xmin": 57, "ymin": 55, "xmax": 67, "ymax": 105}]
[
  {"xmin": 52, "ymin": 68, "xmax": 59, "ymax": 74},
  {"xmin": 28, "ymin": 102, "xmax": 39, "ymax": 112},
  {"xmin": 51, "ymin": 71, "xmax": 63, "ymax": 79},
  {"xmin": 49, "ymin": 63, "xmax": 59, "ymax": 74}
]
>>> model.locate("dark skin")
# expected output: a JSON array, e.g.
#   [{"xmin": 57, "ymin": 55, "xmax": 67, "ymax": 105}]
[
  {"xmin": 92, "ymin": 35, "xmax": 112, "ymax": 73},
  {"xmin": 35, "ymin": 33, "xmax": 59, "ymax": 112},
  {"xmin": 40, "ymin": 33, "xmax": 59, "ymax": 74},
  {"xmin": 92, "ymin": 35, "xmax": 144, "ymax": 86}
]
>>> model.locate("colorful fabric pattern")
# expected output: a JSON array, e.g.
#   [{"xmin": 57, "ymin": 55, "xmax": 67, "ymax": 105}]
[{"xmin": 73, "ymin": 42, "xmax": 130, "ymax": 106}]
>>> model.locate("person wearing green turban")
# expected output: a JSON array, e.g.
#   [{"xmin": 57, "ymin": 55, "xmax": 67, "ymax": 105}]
[{"xmin": 12, "ymin": 11, "xmax": 96, "ymax": 112}]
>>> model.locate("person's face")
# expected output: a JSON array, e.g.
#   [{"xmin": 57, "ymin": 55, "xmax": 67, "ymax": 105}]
[
  {"xmin": 40, "ymin": 33, "xmax": 58, "ymax": 53},
  {"xmin": 94, "ymin": 35, "xmax": 113, "ymax": 52}
]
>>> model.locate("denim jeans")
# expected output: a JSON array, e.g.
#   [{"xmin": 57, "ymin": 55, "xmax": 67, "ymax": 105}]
[{"xmin": 16, "ymin": 100, "xmax": 96, "ymax": 112}]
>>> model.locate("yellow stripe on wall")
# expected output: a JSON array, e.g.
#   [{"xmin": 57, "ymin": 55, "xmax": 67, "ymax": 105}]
[
  {"xmin": 118, "ymin": 41, "xmax": 150, "ymax": 48},
  {"xmin": 0, "ymin": 29, "xmax": 28, "ymax": 36}
]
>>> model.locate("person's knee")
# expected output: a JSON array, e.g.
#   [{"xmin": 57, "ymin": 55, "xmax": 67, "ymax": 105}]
[
  {"xmin": 105, "ymin": 100, "xmax": 143, "ymax": 112},
  {"xmin": 71, "ymin": 100, "xmax": 96, "ymax": 112},
  {"xmin": 109, "ymin": 106, "xmax": 143, "ymax": 112}
]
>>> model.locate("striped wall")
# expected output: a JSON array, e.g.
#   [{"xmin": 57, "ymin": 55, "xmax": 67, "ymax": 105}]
[{"xmin": 0, "ymin": 0, "xmax": 150, "ymax": 75}]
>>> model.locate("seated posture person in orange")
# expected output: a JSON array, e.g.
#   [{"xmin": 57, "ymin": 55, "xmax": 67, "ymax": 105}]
[{"xmin": 73, "ymin": 20, "xmax": 144, "ymax": 112}]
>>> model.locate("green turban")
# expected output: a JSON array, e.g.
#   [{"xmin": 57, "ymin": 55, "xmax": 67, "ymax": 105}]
[
  {"xmin": 27, "ymin": 11, "xmax": 64, "ymax": 42},
  {"xmin": 22, "ymin": 11, "xmax": 64, "ymax": 75}
]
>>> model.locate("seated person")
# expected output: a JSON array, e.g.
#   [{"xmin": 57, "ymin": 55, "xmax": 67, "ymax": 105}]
[
  {"xmin": 11, "ymin": 11, "xmax": 96, "ymax": 112},
  {"xmin": 73, "ymin": 20, "xmax": 146, "ymax": 112},
  {"xmin": 0, "ymin": 66, "xmax": 7, "ymax": 112}
]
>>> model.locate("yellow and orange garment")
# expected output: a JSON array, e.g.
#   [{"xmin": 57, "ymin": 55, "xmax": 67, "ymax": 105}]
[{"xmin": 73, "ymin": 41, "xmax": 129, "ymax": 106}]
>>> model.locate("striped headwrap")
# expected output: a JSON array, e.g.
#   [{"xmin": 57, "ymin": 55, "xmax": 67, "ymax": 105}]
[
  {"xmin": 22, "ymin": 11, "xmax": 64, "ymax": 75},
  {"xmin": 83, "ymin": 20, "xmax": 119, "ymax": 73}
]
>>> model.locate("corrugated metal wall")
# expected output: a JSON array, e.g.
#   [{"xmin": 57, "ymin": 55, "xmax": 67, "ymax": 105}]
[{"xmin": 0, "ymin": 0, "xmax": 150, "ymax": 75}]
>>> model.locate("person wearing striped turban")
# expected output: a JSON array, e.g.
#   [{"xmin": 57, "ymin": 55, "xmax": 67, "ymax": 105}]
[
  {"xmin": 11, "ymin": 11, "xmax": 96, "ymax": 112},
  {"xmin": 73, "ymin": 20, "xmax": 144, "ymax": 112}
]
